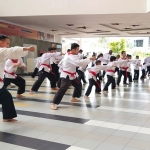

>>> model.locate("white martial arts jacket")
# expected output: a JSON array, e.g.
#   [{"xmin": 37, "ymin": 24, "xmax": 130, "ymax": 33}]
[
  {"xmin": 60, "ymin": 53, "xmax": 91, "ymax": 80},
  {"xmin": 87, "ymin": 65, "xmax": 113, "ymax": 81},
  {"xmin": 102, "ymin": 53, "xmax": 111, "ymax": 64},
  {"xmin": 38, "ymin": 52, "xmax": 61, "ymax": 72},
  {"xmin": 0, "ymin": 47, "xmax": 28, "ymax": 86},
  {"xmin": 106, "ymin": 60, "xmax": 129, "ymax": 76},
  {"xmin": 4, "ymin": 58, "xmax": 26, "ymax": 79},
  {"xmin": 34, "ymin": 57, "xmax": 42, "ymax": 68}
]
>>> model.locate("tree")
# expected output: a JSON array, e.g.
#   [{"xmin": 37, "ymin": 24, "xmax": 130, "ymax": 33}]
[{"xmin": 109, "ymin": 39, "xmax": 126, "ymax": 54}]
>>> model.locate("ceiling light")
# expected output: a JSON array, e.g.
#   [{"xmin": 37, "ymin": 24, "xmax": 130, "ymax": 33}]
[
  {"xmin": 52, "ymin": 30, "xmax": 57, "ymax": 31},
  {"xmin": 111, "ymin": 23, "xmax": 119, "ymax": 25},
  {"xmin": 96, "ymin": 30, "xmax": 102, "ymax": 32},
  {"xmin": 67, "ymin": 24, "xmax": 74, "ymax": 26},
  {"xmin": 132, "ymin": 25, "xmax": 139, "ymax": 27},
  {"xmin": 124, "ymin": 28, "xmax": 131, "ymax": 30}
]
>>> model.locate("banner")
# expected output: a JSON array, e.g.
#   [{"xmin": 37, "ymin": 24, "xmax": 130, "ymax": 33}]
[{"xmin": 0, "ymin": 22, "xmax": 54, "ymax": 42}]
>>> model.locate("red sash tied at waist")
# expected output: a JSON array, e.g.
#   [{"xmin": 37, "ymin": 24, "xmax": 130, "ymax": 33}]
[
  {"xmin": 4, "ymin": 70, "xmax": 17, "ymax": 78},
  {"xmin": 0, "ymin": 78, "xmax": 2, "ymax": 82},
  {"xmin": 107, "ymin": 70, "xmax": 115, "ymax": 73},
  {"xmin": 63, "ymin": 70, "xmax": 76, "ymax": 77},
  {"xmin": 41, "ymin": 64, "xmax": 52, "ymax": 69},
  {"xmin": 89, "ymin": 71, "xmax": 97, "ymax": 77},
  {"xmin": 120, "ymin": 67, "xmax": 129, "ymax": 77}
]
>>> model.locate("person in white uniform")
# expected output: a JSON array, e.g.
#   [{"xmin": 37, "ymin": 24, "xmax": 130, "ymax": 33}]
[
  {"xmin": 0, "ymin": 34, "xmax": 35, "ymax": 122},
  {"xmin": 51, "ymin": 43, "xmax": 95, "ymax": 110},
  {"xmin": 3, "ymin": 57, "xmax": 26, "ymax": 99}
]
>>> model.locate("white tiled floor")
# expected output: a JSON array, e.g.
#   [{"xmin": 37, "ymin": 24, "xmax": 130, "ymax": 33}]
[{"xmin": 0, "ymin": 76, "xmax": 150, "ymax": 149}]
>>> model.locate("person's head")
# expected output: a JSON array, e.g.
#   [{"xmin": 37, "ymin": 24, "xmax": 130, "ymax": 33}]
[
  {"xmin": 0, "ymin": 34, "xmax": 10, "ymax": 48},
  {"xmin": 109, "ymin": 50, "xmax": 113, "ymax": 55},
  {"xmin": 70, "ymin": 43, "xmax": 80, "ymax": 55},
  {"xmin": 143, "ymin": 63, "xmax": 146, "ymax": 65},
  {"xmin": 52, "ymin": 44, "xmax": 56, "ymax": 49},
  {"xmin": 83, "ymin": 56, "xmax": 87, "ymax": 59},
  {"xmin": 136, "ymin": 55, "xmax": 139, "ymax": 59},
  {"xmin": 67, "ymin": 49, "xmax": 71, "ymax": 53},
  {"xmin": 79, "ymin": 49, "xmax": 83, "ymax": 54},
  {"xmin": 121, "ymin": 51, "xmax": 126, "ymax": 57},
  {"xmin": 97, "ymin": 53, "xmax": 103, "ymax": 59},
  {"xmin": 127, "ymin": 54, "xmax": 132, "ymax": 59},
  {"xmin": 95, "ymin": 60, "xmax": 101, "ymax": 65},
  {"xmin": 48, "ymin": 47, "xmax": 55, "ymax": 53},
  {"xmin": 116, "ymin": 54, "xmax": 120, "ymax": 59},
  {"xmin": 110, "ymin": 56, "xmax": 116, "ymax": 62}
]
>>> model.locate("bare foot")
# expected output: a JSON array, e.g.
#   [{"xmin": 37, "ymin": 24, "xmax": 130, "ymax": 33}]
[
  {"xmin": 3, "ymin": 118, "xmax": 18, "ymax": 122},
  {"xmin": 51, "ymin": 87, "xmax": 58, "ymax": 90},
  {"xmin": 84, "ymin": 95, "xmax": 89, "ymax": 99},
  {"xmin": 95, "ymin": 92, "xmax": 101, "ymax": 94},
  {"xmin": 71, "ymin": 98, "xmax": 81, "ymax": 102},
  {"xmin": 103, "ymin": 91, "xmax": 108, "ymax": 94},
  {"xmin": 29, "ymin": 90, "xmax": 33, "ymax": 95},
  {"xmin": 116, "ymin": 85, "xmax": 119, "ymax": 89},
  {"xmin": 50, "ymin": 103, "xmax": 57, "ymax": 110},
  {"xmin": 16, "ymin": 94, "xmax": 25, "ymax": 99}
]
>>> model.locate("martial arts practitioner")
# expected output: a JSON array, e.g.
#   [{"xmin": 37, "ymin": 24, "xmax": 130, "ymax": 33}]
[
  {"xmin": 115, "ymin": 54, "xmax": 120, "ymax": 77},
  {"xmin": 116, "ymin": 51, "xmax": 129, "ymax": 87},
  {"xmin": 78, "ymin": 49, "xmax": 83, "ymax": 59},
  {"xmin": 0, "ymin": 34, "xmax": 35, "ymax": 122},
  {"xmin": 126, "ymin": 55, "xmax": 132, "ymax": 83},
  {"xmin": 31, "ymin": 53, "xmax": 43, "ymax": 78},
  {"xmin": 3, "ymin": 57, "xmax": 26, "ymax": 99},
  {"xmin": 30, "ymin": 48, "xmax": 63, "ymax": 94},
  {"xmin": 140, "ymin": 62, "xmax": 150, "ymax": 79},
  {"xmin": 77, "ymin": 57, "xmax": 87, "ymax": 84},
  {"xmin": 84, "ymin": 60, "xmax": 113, "ymax": 99},
  {"xmin": 133, "ymin": 56, "xmax": 141, "ymax": 81},
  {"xmin": 103, "ymin": 56, "xmax": 130, "ymax": 93},
  {"xmin": 102, "ymin": 50, "xmax": 112, "ymax": 78},
  {"xmin": 50, "ymin": 43, "xmax": 95, "ymax": 110}
]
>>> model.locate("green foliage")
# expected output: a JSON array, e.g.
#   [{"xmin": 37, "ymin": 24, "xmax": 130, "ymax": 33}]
[{"xmin": 109, "ymin": 39, "xmax": 126, "ymax": 54}]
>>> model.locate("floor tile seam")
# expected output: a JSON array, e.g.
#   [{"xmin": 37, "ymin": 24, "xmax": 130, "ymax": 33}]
[
  {"xmin": 97, "ymin": 107, "xmax": 150, "ymax": 116},
  {"xmin": 85, "ymin": 120, "xmax": 150, "ymax": 134}
]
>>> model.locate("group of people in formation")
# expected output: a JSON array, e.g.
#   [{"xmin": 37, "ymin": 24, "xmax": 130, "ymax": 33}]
[{"xmin": 1, "ymin": 33, "xmax": 150, "ymax": 122}]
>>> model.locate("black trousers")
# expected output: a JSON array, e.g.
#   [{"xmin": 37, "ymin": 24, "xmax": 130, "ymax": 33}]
[
  {"xmin": 147, "ymin": 66, "xmax": 150, "ymax": 75},
  {"xmin": 102, "ymin": 64, "xmax": 107, "ymax": 77},
  {"xmin": 53, "ymin": 76, "xmax": 82, "ymax": 105},
  {"xmin": 51, "ymin": 63, "xmax": 59, "ymax": 81},
  {"xmin": 117, "ymin": 70, "xmax": 127, "ymax": 85},
  {"xmin": 85, "ymin": 78, "xmax": 101, "ymax": 96},
  {"xmin": 31, "ymin": 67, "xmax": 38, "ymax": 78},
  {"xmin": 0, "ymin": 87, "xmax": 17, "ymax": 119},
  {"xmin": 77, "ymin": 70, "xmax": 86, "ymax": 84},
  {"xmin": 133, "ymin": 70, "xmax": 139, "ymax": 80},
  {"xmin": 126, "ymin": 72, "xmax": 132, "ymax": 82},
  {"xmin": 3, "ymin": 76, "xmax": 25, "ymax": 94},
  {"xmin": 31, "ymin": 69, "xmax": 56, "ymax": 92},
  {"xmin": 103, "ymin": 75, "xmax": 116, "ymax": 91},
  {"xmin": 115, "ymin": 67, "xmax": 120, "ymax": 76},
  {"xmin": 140, "ymin": 70, "xmax": 145, "ymax": 79}
]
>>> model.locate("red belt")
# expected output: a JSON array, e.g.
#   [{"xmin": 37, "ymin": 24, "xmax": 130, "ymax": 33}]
[
  {"xmin": 107, "ymin": 70, "xmax": 115, "ymax": 73},
  {"xmin": 0, "ymin": 78, "xmax": 2, "ymax": 82},
  {"xmin": 41, "ymin": 64, "xmax": 52, "ymax": 69},
  {"xmin": 4, "ymin": 70, "xmax": 17, "ymax": 78},
  {"xmin": 89, "ymin": 71, "xmax": 100, "ymax": 88},
  {"xmin": 63, "ymin": 70, "xmax": 76, "ymax": 77},
  {"xmin": 120, "ymin": 67, "xmax": 129, "ymax": 77},
  {"xmin": 89, "ymin": 71, "xmax": 97, "ymax": 77}
]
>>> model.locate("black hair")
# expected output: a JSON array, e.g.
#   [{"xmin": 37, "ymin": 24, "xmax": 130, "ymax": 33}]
[
  {"xmin": 143, "ymin": 63, "xmax": 146, "ymax": 65},
  {"xmin": 0, "ymin": 34, "xmax": 9, "ymax": 41},
  {"xmin": 83, "ymin": 56, "xmax": 87, "ymax": 59},
  {"xmin": 67, "ymin": 49, "xmax": 71, "ymax": 52},
  {"xmin": 71, "ymin": 43, "xmax": 79, "ymax": 50},
  {"xmin": 79, "ymin": 49, "xmax": 83, "ymax": 53},
  {"xmin": 96, "ymin": 60, "xmax": 101, "ymax": 65},
  {"xmin": 48, "ymin": 47, "xmax": 54, "ymax": 51},
  {"xmin": 121, "ymin": 51, "xmax": 126, "ymax": 54},
  {"xmin": 39, "ymin": 53, "xmax": 43, "ymax": 56},
  {"xmin": 110, "ymin": 56, "xmax": 116, "ymax": 61}
]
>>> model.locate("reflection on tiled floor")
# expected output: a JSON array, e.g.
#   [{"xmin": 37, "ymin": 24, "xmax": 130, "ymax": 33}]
[{"xmin": 0, "ymin": 76, "xmax": 150, "ymax": 149}]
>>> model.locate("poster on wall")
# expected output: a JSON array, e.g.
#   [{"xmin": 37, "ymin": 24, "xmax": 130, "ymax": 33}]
[{"xmin": 0, "ymin": 21, "xmax": 54, "ymax": 42}]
